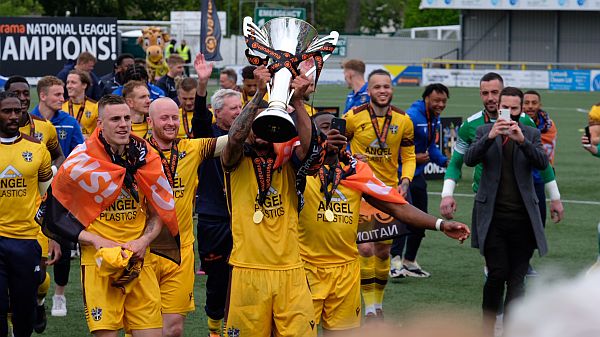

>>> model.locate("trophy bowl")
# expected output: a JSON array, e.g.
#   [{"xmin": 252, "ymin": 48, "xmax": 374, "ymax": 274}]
[{"xmin": 244, "ymin": 16, "xmax": 332, "ymax": 143}]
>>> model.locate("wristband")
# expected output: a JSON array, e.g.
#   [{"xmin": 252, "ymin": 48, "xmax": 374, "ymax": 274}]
[
  {"xmin": 441, "ymin": 179, "xmax": 456, "ymax": 198},
  {"xmin": 544, "ymin": 180, "xmax": 561, "ymax": 201},
  {"xmin": 435, "ymin": 218, "xmax": 443, "ymax": 231}
]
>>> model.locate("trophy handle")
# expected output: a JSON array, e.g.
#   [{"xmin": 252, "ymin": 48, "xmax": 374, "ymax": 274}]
[
  {"xmin": 243, "ymin": 17, "xmax": 271, "ymax": 47},
  {"xmin": 304, "ymin": 31, "xmax": 339, "ymax": 77}
]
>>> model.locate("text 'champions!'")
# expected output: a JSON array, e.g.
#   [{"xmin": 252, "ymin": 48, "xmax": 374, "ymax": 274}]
[{"xmin": 0, "ymin": 23, "xmax": 118, "ymax": 62}]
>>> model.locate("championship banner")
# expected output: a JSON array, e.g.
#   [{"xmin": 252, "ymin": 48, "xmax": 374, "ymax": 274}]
[
  {"xmin": 0, "ymin": 17, "xmax": 118, "ymax": 77},
  {"xmin": 356, "ymin": 200, "xmax": 410, "ymax": 243},
  {"xmin": 424, "ymin": 117, "xmax": 462, "ymax": 180},
  {"xmin": 200, "ymin": 0, "xmax": 223, "ymax": 61}
]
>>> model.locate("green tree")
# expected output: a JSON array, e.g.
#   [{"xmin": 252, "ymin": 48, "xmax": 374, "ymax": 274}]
[
  {"xmin": 0, "ymin": 0, "xmax": 44, "ymax": 16},
  {"xmin": 402, "ymin": 0, "xmax": 459, "ymax": 28}
]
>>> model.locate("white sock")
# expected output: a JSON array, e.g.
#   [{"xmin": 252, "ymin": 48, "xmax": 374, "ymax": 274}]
[{"xmin": 365, "ymin": 305, "xmax": 376, "ymax": 315}]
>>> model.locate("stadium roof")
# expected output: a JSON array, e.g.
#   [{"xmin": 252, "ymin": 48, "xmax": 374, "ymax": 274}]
[{"xmin": 420, "ymin": 0, "xmax": 600, "ymax": 10}]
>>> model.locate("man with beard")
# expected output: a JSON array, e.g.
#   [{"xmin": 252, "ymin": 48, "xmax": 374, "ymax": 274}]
[
  {"xmin": 299, "ymin": 111, "xmax": 469, "ymax": 334},
  {"xmin": 0, "ymin": 91, "xmax": 54, "ymax": 337},
  {"xmin": 344, "ymin": 69, "xmax": 416, "ymax": 320},
  {"xmin": 5, "ymin": 76, "xmax": 64, "ymax": 332},
  {"xmin": 222, "ymin": 66, "xmax": 316, "ymax": 337},
  {"xmin": 523, "ymin": 90, "xmax": 558, "ymax": 227},
  {"xmin": 145, "ymin": 95, "xmax": 227, "ymax": 337},
  {"xmin": 439, "ymin": 73, "xmax": 563, "ymax": 226},
  {"xmin": 390, "ymin": 83, "xmax": 450, "ymax": 279}
]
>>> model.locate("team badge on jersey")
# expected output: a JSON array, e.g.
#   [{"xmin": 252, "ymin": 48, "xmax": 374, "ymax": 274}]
[
  {"xmin": 22, "ymin": 151, "xmax": 33, "ymax": 162},
  {"xmin": 389, "ymin": 124, "xmax": 399, "ymax": 134},
  {"xmin": 58, "ymin": 129, "xmax": 67, "ymax": 140},
  {"xmin": 227, "ymin": 327, "xmax": 240, "ymax": 337},
  {"xmin": 90, "ymin": 307, "xmax": 103, "ymax": 321},
  {"xmin": 309, "ymin": 320, "xmax": 316, "ymax": 330},
  {"xmin": 33, "ymin": 132, "xmax": 43, "ymax": 141},
  {"xmin": 85, "ymin": 110, "xmax": 92, "ymax": 118},
  {"xmin": 179, "ymin": 151, "xmax": 187, "ymax": 159}
]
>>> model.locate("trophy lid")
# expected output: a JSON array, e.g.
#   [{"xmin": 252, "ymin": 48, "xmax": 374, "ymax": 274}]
[{"xmin": 260, "ymin": 17, "xmax": 319, "ymax": 55}]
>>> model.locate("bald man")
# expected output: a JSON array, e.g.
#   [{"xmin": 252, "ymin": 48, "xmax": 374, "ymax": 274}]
[{"xmin": 145, "ymin": 98, "xmax": 228, "ymax": 337}]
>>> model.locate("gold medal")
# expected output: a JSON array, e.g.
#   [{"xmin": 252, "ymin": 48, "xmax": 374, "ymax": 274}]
[
  {"xmin": 325, "ymin": 209, "xmax": 334, "ymax": 222},
  {"xmin": 253, "ymin": 210, "xmax": 264, "ymax": 224}
]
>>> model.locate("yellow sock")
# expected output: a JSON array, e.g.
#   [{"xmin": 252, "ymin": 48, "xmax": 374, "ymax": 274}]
[
  {"xmin": 359, "ymin": 255, "xmax": 376, "ymax": 315},
  {"xmin": 208, "ymin": 317, "xmax": 222, "ymax": 335},
  {"xmin": 37, "ymin": 272, "xmax": 50, "ymax": 304},
  {"xmin": 374, "ymin": 256, "xmax": 390, "ymax": 309}
]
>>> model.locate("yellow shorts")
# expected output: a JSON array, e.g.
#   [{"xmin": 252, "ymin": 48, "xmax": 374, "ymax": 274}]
[
  {"xmin": 81, "ymin": 263, "xmax": 162, "ymax": 332},
  {"xmin": 304, "ymin": 260, "xmax": 361, "ymax": 330},
  {"xmin": 148, "ymin": 244, "xmax": 195, "ymax": 314},
  {"xmin": 226, "ymin": 267, "xmax": 316, "ymax": 337},
  {"xmin": 37, "ymin": 231, "xmax": 48, "ymax": 257}
]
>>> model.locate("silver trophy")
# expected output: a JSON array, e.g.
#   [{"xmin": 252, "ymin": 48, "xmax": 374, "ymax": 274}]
[{"xmin": 243, "ymin": 16, "xmax": 339, "ymax": 143}]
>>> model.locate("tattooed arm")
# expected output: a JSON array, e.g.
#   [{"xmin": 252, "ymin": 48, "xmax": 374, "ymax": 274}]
[
  {"xmin": 222, "ymin": 66, "xmax": 271, "ymax": 170},
  {"xmin": 290, "ymin": 74, "xmax": 312, "ymax": 161},
  {"xmin": 123, "ymin": 202, "xmax": 163, "ymax": 259}
]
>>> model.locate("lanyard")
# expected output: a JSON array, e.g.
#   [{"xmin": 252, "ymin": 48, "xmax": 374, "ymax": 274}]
[
  {"xmin": 148, "ymin": 137, "xmax": 179, "ymax": 188},
  {"xmin": 318, "ymin": 163, "xmax": 343, "ymax": 212},
  {"xmin": 251, "ymin": 153, "xmax": 275, "ymax": 207},
  {"xmin": 180, "ymin": 109, "xmax": 193, "ymax": 138},
  {"xmin": 68, "ymin": 97, "xmax": 87, "ymax": 123},
  {"xmin": 367, "ymin": 104, "xmax": 392, "ymax": 149}
]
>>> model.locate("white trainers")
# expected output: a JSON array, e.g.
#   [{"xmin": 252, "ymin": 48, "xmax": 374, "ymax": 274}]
[
  {"xmin": 51, "ymin": 295, "xmax": 67, "ymax": 317},
  {"xmin": 403, "ymin": 261, "xmax": 431, "ymax": 278},
  {"xmin": 389, "ymin": 255, "xmax": 406, "ymax": 278}
]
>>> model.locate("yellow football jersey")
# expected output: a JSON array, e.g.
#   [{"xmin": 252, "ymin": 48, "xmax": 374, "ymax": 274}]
[
  {"xmin": 0, "ymin": 135, "xmax": 52, "ymax": 239},
  {"xmin": 81, "ymin": 189, "xmax": 147, "ymax": 265},
  {"xmin": 131, "ymin": 121, "xmax": 150, "ymax": 139},
  {"xmin": 19, "ymin": 115, "xmax": 60, "ymax": 155},
  {"xmin": 225, "ymin": 157, "xmax": 302, "ymax": 270},
  {"xmin": 299, "ymin": 173, "xmax": 362, "ymax": 265},
  {"xmin": 241, "ymin": 91, "xmax": 270, "ymax": 107},
  {"xmin": 345, "ymin": 104, "xmax": 415, "ymax": 187},
  {"xmin": 62, "ymin": 98, "xmax": 98, "ymax": 137},
  {"xmin": 177, "ymin": 108, "xmax": 194, "ymax": 139},
  {"xmin": 151, "ymin": 138, "xmax": 217, "ymax": 246}
]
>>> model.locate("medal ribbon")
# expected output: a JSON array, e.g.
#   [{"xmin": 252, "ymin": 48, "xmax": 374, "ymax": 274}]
[
  {"xmin": 180, "ymin": 109, "xmax": 193, "ymax": 138},
  {"xmin": 27, "ymin": 113, "xmax": 36, "ymax": 138},
  {"xmin": 148, "ymin": 137, "xmax": 180, "ymax": 188},
  {"xmin": 318, "ymin": 163, "xmax": 344, "ymax": 212},
  {"xmin": 68, "ymin": 97, "xmax": 87, "ymax": 123},
  {"xmin": 367, "ymin": 104, "xmax": 393, "ymax": 150},
  {"xmin": 251, "ymin": 154, "xmax": 275, "ymax": 207}
]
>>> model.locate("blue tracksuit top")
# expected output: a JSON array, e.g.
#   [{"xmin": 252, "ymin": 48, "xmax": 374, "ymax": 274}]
[
  {"xmin": 31, "ymin": 106, "xmax": 84, "ymax": 156},
  {"xmin": 404, "ymin": 100, "xmax": 447, "ymax": 177}
]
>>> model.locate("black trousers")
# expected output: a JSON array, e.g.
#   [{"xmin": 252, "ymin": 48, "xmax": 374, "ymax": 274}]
[
  {"xmin": 482, "ymin": 216, "xmax": 536, "ymax": 319},
  {"xmin": 391, "ymin": 173, "xmax": 427, "ymax": 261},
  {"xmin": 53, "ymin": 241, "xmax": 73, "ymax": 287},
  {"xmin": 197, "ymin": 215, "xmax": 232, "ymax": 320},
  {"xmin": 0, "ymin": 238, "xmax": 41, "ymax": 337}
]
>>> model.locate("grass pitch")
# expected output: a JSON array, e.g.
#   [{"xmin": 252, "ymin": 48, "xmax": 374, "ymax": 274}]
[{"xmin": 40, "ymin": 85, "xmax": 600, "ymax": 335}]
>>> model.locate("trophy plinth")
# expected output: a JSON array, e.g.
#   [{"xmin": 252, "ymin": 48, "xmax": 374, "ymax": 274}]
[{"xmin": 252, "ymin": 107, "xmax": 297, "ymax": 143}]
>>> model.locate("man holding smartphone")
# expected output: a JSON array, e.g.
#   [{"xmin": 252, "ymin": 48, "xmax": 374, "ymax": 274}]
[
  {"xmin": 440, "ymin": 73, "xmax": 563, "ymax": 225},
  {"xmin": 464, "ymin": 87, "xmax": 549, "ymax": 335}
]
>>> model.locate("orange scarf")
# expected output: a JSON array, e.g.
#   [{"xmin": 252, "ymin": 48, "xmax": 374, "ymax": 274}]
[
  {"xmin": 341, "ymin": 160, "xmax": 407, "ymax": 205},
  {"xmin": 52, "ymin": 128, "xmax": 178, "ymax": 236}
]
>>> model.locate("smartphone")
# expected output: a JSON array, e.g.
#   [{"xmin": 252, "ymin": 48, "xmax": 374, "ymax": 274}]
[
  {"xmin": 498, "ymin": 108, "xmax": 511, "ymax": 121},
  {"xmin": 584, "ymin": 126, "xmax": 592, "ymax": 147},
  {"xmin": 330, "ymin": 117, "xmax": 346, "ymax": 135}
]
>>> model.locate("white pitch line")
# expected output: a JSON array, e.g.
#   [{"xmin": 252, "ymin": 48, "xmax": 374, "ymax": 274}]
[{"xmin": 427, "ymin": 192, "xmax": 600, "ymax": 206}]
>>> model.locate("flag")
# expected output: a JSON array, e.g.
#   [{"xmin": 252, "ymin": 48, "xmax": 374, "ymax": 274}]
[{"xmin": 200, "ymin": 0, "xmax": 223, "ymax": 61}]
